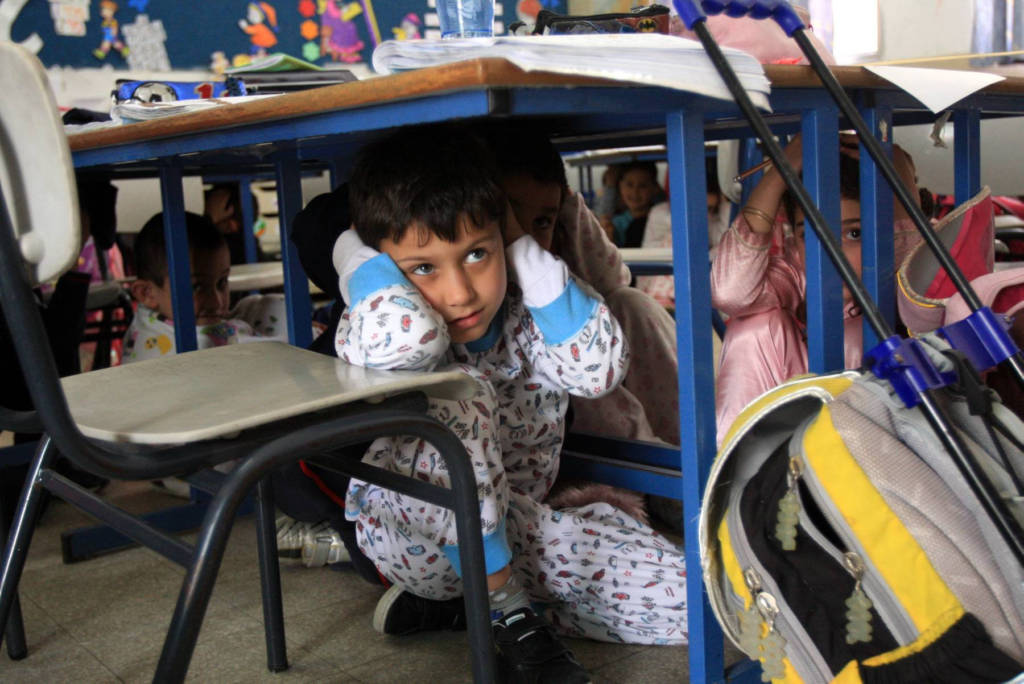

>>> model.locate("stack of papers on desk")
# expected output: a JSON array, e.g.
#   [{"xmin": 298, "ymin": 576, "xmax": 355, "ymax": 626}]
[
  {"xmin": 372, "ymin": 34, "xmax": 770, "ymax": 109},
  {"xmin": 111, "ymin": 94, "xmax": 280, "ymax": 123}
]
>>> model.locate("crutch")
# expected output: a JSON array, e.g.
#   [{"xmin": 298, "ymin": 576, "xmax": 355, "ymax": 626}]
[
  {"xmin": 672, "ymin": 0, "xmax": 1024, "ymax": 566},
  {"xmin": 695, "ymin": 0, "xmax": 1024, "ymax": 389}
]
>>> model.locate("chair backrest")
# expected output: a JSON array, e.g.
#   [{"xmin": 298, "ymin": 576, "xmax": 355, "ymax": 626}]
[
  {"xmin": 0, "ymin": 42, "xmax": 80, "ymax": 286},
  {"xmin": 0, "ymin": 43, "xmax": 119, "ymax": 471}
]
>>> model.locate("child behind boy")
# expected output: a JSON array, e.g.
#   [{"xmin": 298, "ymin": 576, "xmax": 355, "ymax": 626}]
[
  {"xmin": 335, "ymin": 125, "xmax": 687, "ymax": 682},
  {"xmin": 123, "ymin": 211, "xmax": 288, "ymax": 362}
]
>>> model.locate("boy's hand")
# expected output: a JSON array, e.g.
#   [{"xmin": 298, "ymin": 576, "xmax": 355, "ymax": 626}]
[{"xmin": 502, "ymin": 201, "xmax": 526, "ymax": 246}]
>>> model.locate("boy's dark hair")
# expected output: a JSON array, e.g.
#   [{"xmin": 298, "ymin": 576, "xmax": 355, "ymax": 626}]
[
  {"xmin": 348, "ymin": 124, "xmax": 506, "ymax": 249},
  {"xmin": 134, "ymin": 212, "xmax": 226, "ymax": 285},
  {"xmin": 479, "ymin": 121, "xmax": 568, "ymax": 192},
  {"xmin": 781, "ymin": 150, "xmax": 860, "ymax": 226}
]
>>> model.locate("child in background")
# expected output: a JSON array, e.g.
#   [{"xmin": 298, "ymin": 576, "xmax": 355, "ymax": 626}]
[
  {"xmin": 203, "ymin": 182, "xmax": 265, "ymax": 265},
  {"xmin": 484, "ymin": 122, "xmax": 680, "ymax": 449},
  {"xmin": 122, "ymin": 211, "xmax": 288, "ymax": 362},
  {"xmin": 335, "ymin": 124, "xmax": 687, "ymax": 682},
  {"xmin": 611, "ymin": 161, "xmax": 662, "ymax": 248},
  {"xmin": 636, "ymin": 157, "xmax": 731, "ymax": 311},
  {"xmin": 595, "ymin": 165, "xmax": 623, "ymax": 238},
  {"xmin": 711, "ymin": 134, "xmax": 921, "ymax": 443}
]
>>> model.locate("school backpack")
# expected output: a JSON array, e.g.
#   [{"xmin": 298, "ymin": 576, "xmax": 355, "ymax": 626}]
[{"xmin": 700, "ymin": 334, "xmax": 1024, "ymax": 683}]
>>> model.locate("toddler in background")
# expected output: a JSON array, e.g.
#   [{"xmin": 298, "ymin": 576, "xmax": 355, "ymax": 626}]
[
  {"xmin": 122, "ymin": 211, "xmax": 288, "ymax": 363},
  {"xmin": 611, "ymin": 161, "xmax": 663, "ymax": 248}
]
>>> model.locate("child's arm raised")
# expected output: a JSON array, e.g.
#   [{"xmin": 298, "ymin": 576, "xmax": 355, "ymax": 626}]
[
  {"xmin": 506, "ymin": 234, "xmax": 629, "ymax": 398},
  {"xmin": 332, "ymin": 230, "xmax": 450, "ymax": 371}
]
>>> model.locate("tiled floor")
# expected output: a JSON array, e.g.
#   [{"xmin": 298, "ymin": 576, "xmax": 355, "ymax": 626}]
[{"xmin": 0, "ymin": 480, "xmax": 741, "ymax": 683}]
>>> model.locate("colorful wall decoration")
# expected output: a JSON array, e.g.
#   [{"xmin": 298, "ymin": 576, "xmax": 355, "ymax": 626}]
[{"xmin": 7, "ymin": 0, "xmax": 566, "ymax": 71}]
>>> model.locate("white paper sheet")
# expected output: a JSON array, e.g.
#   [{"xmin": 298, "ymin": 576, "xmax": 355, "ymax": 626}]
[{"xmin": 864, "ymin": 65, "xmax": 1005, "ymax": 113}]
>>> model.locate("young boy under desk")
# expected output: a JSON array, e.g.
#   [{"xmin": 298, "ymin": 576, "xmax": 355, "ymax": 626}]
[
  {"xmin": 334, "ymin": 124, "xmax": 687, "ymax": 682},
  {"xmin": 122, "ymin": 211, "xmax": 290, "ymax": 362}
]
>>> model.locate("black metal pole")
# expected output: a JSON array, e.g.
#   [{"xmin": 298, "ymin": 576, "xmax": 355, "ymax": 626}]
[{"xmin": 689, "ymin": 17, "xmax": 1024, "ymax": 568}]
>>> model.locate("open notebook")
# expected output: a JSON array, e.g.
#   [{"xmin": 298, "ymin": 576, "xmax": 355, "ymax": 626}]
[{"xmin": 372, "ymin": 33, "xmax": 770, "ymax": 109}]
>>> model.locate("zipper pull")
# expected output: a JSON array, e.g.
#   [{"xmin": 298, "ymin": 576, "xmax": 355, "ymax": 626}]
[
  {"xmin": 774, "ymin": 457, "xmax": 802, "ymax": 551},
  {"xmin": 737, "ymin": 569, "xmax": 764, "ymax": 656},
  {"xmin": 843, "ymin": 551, "xmax": 874, "ymax": 644},
  {"xmin": 754, "ymin": 591, "xmax": 788, "ymax": 682}
]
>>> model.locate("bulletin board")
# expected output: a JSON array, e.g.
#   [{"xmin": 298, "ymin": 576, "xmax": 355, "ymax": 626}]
[{"xmin": 5, "ymin": 0, "xmax": 566, "ymax": 72}]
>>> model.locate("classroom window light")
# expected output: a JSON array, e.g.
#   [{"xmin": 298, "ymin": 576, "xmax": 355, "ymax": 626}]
[{"xmin": 830, "ymin": 0, "xmax": 879, "ymax": 64}]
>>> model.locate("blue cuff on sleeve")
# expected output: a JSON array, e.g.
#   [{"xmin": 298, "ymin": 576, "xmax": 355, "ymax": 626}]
[
  {"xmin": 526, "ymin": 280, "xmax": 598, "ymax": 345},
  {"xmin": 441, "ymin": 518, "xmax": 511, "ymax": 577},
  {"xmin": 348, "ymin": 253, "xmax": 408, "ymax": 306}
]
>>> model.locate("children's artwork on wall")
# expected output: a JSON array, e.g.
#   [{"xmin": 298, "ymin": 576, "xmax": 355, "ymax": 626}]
[
  {"xmin": 391, "ymin": 12, "xmax": 421, "ymax": 41},
  {"xmin": 123, "ymin": 14, "xmax": 169, "ymax": 71},
  {"xmin": 320, "ymin": 0, "xmax": 367, "ymax": 63},
  {"xmin": 93, "ymin": 0, "xmax": 129, "ymax": 60},
  {"xmin": 50, "ymin": 0, "xmax": 90, "ymax": 37},
  {"xmin": 10, "ymin": 1, "xmax": 566, "ymax": 70},
  {"xmin": 238, "ymin": 2, "xmax": 280, "ymax": 58}
]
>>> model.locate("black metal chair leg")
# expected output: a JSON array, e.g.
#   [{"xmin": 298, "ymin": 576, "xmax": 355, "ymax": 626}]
[
  {"xmin": 255, "ymin": 476, "xmax": 287, "ymax": 672},
  {"xmin": 0, "ymin": 503, "xmax": 26, "ymax": 660},
  {"xmin": 3, "ymin": 593, "xmax": 26, "ymax": 660},
  {"xmin": 430, "ymin": 428, "xmax": 495, "ymax": 684},
  {"xmin": 155, "ymin": 465, "xmax": 256, "ymax": 682},
  {"xmin": 0, "ymin": 437, "xmax": 57, "ymax": 658}
]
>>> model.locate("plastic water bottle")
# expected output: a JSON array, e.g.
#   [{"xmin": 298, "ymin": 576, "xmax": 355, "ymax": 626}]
[{"xmin": 437, "ymin": 0, "xmax": 495, "ymax": 39}]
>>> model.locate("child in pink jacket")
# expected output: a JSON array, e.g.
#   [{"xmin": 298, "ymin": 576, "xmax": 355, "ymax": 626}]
[{"xmin": 711, "ymin": 134, "xmax": 921, "ymax": 443}]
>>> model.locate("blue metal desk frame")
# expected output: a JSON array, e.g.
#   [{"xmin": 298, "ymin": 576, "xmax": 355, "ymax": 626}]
[{"xmin": 66, "ymin": 61, "xmax": 1024, "ymax": 683}]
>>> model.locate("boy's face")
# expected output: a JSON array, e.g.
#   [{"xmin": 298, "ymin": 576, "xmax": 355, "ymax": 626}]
[
  {"xmin": 500, "ymin": 173, "xmax": 562, "ymax": 253},
  {"xmin": 618, "ymin": 168, "xmax": 658, "ymax": 217},
  {"xmin": 135, "ymin": 245, "xmax": 231, "ymax": 325},
  {"xmin": 380, "ymin": 216, "xmax": 507, "ymax": 344}
]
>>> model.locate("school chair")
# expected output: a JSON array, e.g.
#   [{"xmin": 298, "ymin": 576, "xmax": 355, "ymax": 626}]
[{"xmin": 0, "ymin": 42, "xmax": 495, "ymax": 682}]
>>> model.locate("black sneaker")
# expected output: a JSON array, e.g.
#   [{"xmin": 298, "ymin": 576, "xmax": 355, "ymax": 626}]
[
  {"xmin": 492, "ymin": 607, "xmax": 591, "ymax": 684},
  {"xmin": 372, "ymin": 584, "xmax": 467, "ymax": 636}
]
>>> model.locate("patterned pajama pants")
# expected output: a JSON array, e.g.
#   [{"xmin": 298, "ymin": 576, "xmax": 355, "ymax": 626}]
[{"xmin": 347, "ymin": 369, "xmax": 688, "ymax": 645}]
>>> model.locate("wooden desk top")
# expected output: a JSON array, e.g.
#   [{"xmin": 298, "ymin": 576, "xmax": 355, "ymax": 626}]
[{"xmin": 68, "ymin": 59, "xmax": 1024, "ymax": 156}]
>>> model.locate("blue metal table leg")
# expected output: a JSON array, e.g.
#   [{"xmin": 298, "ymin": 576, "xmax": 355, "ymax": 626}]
[
  {"xmin": 238, "ymin": 175, "xmax": 259, "ymax": 264},
  {"xmin": 274, "ymin": 148, "xmax": 313, "ymax": 348},
  {"xmin": 666, "ymin": 108, "xmax": 723, "ymax": 684},
  {"xmin": 857, "ymin": 102, "xmax": 896, "ymax": 353},
  {"xmin": 158, "ymin": 163, "xmax": 197, "ymax": 353},
  {"xmin": 801, "ymin": 107, "xmax": 844, "ymax": 374},
  {"xmin": 954, "ymin": 108, "xmax": 982, "ymax": 205}
]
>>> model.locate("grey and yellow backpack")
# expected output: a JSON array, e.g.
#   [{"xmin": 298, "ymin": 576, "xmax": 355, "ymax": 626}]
[{"xmin": 701, "ymin": 336, "xmax": 1024, "ymax": 683}]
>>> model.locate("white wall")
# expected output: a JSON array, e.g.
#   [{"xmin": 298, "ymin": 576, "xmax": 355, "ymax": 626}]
[
  {"xmin": 876, "ymin": 1, "xmax": 974, "ymax": 62},
  {"xmin": 875, "ymin": 1, "xmax": 1024, "ymax": 196}
]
